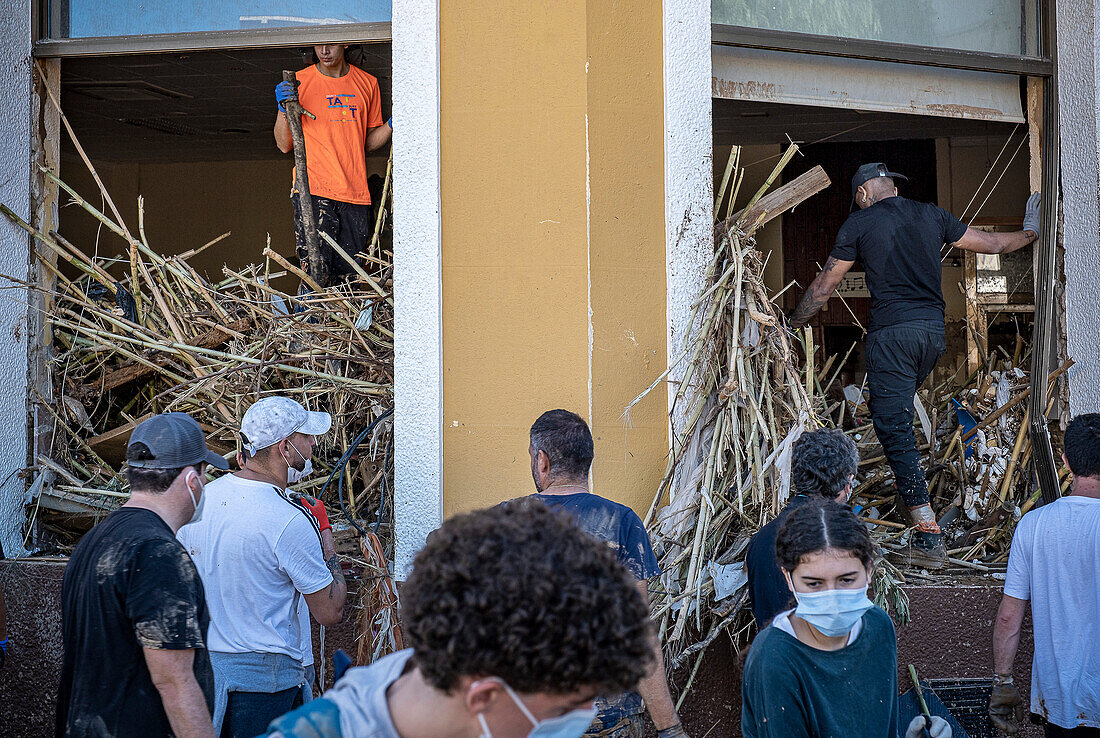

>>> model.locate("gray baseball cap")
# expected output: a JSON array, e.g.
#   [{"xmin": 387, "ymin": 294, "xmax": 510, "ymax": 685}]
[
  {"xmin": 240, "ymin": 396, "xmax": 332, "ymax": 455},
  {"xmin": 127, "ymin": 412, "xmax": 229, "ymax": 470}
]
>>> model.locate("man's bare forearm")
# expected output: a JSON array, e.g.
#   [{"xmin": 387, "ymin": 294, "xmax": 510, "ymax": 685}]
[
  {"xmin": 788, "ymin": 256, "xmax": 847, "ymax": 329},
  {"xmin": 993, "ymin": 596, "xmax": 1026, "ymax": 675},
  {"xmin": 158, "ymin": 676, "xmax": 215, "ymax": 738},
  {"xmin": 638, "ymin": 636, "xmax": 680, "ymax": 731},
  {"xmin": 322, "ymin": 531, "xmax": 348, "ymax": 608}
]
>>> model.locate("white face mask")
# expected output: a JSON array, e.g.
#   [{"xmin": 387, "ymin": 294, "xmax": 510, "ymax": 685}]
[
  {"xmin": 281, "ymin": 441, "xmax": 313, "ymax": 486},
  {"xmin": 185, "ymin": 470, "xmax": 205, "ymax": 525},
  {"xmin": 786, "ymin": 575, "xmax": 873, "ymax": 638},
  {"xmin": 476, "ymin": 679, "xmax": 596, "ymax": 738}
]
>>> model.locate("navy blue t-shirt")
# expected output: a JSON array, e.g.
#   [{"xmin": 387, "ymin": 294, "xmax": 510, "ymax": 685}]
[
  {"xmin": 533, "ymin": 492, "xmax": 660, "ymax": 580},
  {"xmin": 830, "ymin": 196, "xmax": 967, "ymax": 331}
]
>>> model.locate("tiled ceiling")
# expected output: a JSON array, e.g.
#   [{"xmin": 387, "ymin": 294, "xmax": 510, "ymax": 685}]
[
  {"xmin": 714, "ymin": 98, "xmax": 1018, "ymax": 146},
  {"xmin": 61, "ymin": 43, "xmax": 391, "ymax": 163}
]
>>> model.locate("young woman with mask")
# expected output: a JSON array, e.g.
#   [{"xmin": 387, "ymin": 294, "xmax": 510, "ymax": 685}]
[{"xmin": 741, "ymin": 499, "xmax": 952, "ymax": 738}]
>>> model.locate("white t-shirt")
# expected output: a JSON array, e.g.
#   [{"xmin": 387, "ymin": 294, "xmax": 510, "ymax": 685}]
[
  {"xmin": 1004, "ymin": 495, "xmax": 1100, "ymax": 729},
  {"xmin": 178, "ymin": 474, "xmax": 333, "ymax": 662}
]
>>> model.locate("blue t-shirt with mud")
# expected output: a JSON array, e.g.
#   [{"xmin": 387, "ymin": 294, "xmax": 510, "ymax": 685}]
[{"xmin": 532, "ymin": 492, "xmax": 660, "ymax": 580}]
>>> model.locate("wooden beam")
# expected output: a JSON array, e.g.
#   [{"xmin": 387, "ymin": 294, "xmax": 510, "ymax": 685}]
[
  {"xmin": 96, "ymin": 318, "xmax": 251, "ymax": 392},
  {"xmin": 721, "ymin": 165, "xmax": 831, "ymax": 234}
]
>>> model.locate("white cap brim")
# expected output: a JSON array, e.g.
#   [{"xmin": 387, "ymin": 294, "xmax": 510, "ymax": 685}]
[{"xmin": 299, "ymin": 411, "xmax": 333, "ymax": 437}]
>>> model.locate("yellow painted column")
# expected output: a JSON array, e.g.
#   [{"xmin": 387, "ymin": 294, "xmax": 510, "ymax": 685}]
[{"xmin": 440, "ymin": 0, "xmax": 666, "ymax": 516}]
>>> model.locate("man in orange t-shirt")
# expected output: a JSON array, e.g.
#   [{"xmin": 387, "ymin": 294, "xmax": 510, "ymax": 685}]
[{"xmin": 274, "ymin": 44, "xmax": 391, "ymax": 286}]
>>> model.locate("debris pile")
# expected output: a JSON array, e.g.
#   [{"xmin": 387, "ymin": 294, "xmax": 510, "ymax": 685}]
[
  {"xmin": 630, "ymin": 145, "xmax": 1067, "ymax": 691},
  {"xmin": 1, "ymin": 168, "xmax": 395, "ymax": 559}
]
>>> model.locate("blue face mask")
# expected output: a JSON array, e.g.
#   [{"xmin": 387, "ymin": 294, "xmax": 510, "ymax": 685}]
[
  {"xmin": 476, "ymin": 679, "xmax": 597, "ymax": 738},
  {"xmin": 790, "ymin": 583, "xmax": 873, "ymax": 638}
]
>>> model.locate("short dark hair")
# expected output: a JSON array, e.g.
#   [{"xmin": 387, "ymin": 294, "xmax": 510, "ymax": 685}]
[
  {"xmin": 402, "ymin": 498, "xmax": 652, "ymax": 695},
  {"xmin": 1064, "ymin": 413, "xmax": 1100, "ymax": 479},
  {"xmin": 776, "ymin": 499, "xmax": 875, "ymax": 572},
  {"xmin": 792, "ymin": 429, "xmax": 859, "ymax": 499},
  {"xmin": 530, "ymin": 409, "xmax": 594, "ymax": 480},
  {"xmin": 125, "ymin": 442, "xmax": 189, "ymax": 494}
]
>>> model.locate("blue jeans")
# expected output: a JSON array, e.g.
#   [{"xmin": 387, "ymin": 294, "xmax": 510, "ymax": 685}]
[
  {"xmin": 221, "ymin": 686, "xmax": 303, "ymax": 738},
  {"xmin": 865, "ymin": 320, "xmax": 945, "ymax": 508}
]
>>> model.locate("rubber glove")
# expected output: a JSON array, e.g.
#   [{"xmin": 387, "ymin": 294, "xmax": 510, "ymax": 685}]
[
  {"xmin": 989, "ymin": 681, "xmax": 1025, "ymax": 735},
  {"xmin": 1022, "ymin": 192, "xmax": 1041, "ymax": 237},
  {"xmin": 299, "ymin": 494, "xmax": 331, "ymax": 534},
  {"xmin": 905, "ymin": 715, "xmax": 951, "ymax": 738},
  {"xmin": 275, "ymin": 81, "xmax": 297, "ymax": 113},
  {"xmin": 657, "ymin": 725, "xmax": 690, "ymax": 738},
  {"xmin": 0, "ymin": 639, "xmax": 7, "ymax": 669}
]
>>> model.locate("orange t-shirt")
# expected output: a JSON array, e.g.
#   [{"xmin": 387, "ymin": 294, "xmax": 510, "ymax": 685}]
[{"xmin": 292, "ymin": 64, "xmax": 384, "ymax": 205}]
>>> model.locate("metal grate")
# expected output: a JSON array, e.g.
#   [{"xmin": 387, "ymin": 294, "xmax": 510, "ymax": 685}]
[{"xmin": 927, "ymin": 678, "xmax": 999, "ymax": 738}]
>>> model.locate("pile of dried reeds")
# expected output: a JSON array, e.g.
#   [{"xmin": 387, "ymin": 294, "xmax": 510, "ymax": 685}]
[
  {"xmin": 632, "ymin": 145, "xmax": 1068, "ymax": 694},
  {"xmin": 1, "ymin": 117, "xmax": 394, "ymax": 564}
]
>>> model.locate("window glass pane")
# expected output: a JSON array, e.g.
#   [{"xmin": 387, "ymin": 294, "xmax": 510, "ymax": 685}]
[
  {"xmin": 712, "ymin": 0, "xmax": 1039, "ymax": 57},
  {"xmin": 49, "ymin": 0, "xmax": 390, "ymax": 39}
]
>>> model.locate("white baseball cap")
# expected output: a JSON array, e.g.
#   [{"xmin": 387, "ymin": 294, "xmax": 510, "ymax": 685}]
[{"xmin": 240, "ymin": 396, "xmax": 332, "ymax": 455}]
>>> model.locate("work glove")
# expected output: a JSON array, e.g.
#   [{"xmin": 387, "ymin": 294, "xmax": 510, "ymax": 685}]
[
  {"xmin": 0, "ymin": 639, "xmax": 7, "ymax": 669},
  {"xmin": 299, "ymin": 494, "xmax": 331, "ymax": 534},
  {"xmin": 989, "ymin": 681, "xmax": 1025, "ymax": 735},
  {"xmin": 387, "ymin": 116, "xmax": 392, "ymax": 129},
  {"xmin": 275, "ymin": 81, "xmax": 298, "ymax": 113},
  {"xmin": 905, "ymin": 715, "xmax": 951, "ymax": 738},
  {"xmin": 1022, "ymin": 192, "xmax": 1041, "ymax": 237},
  {"xmin": 656, "ymin": 724, "xmax": 690, "ymax": 738}
]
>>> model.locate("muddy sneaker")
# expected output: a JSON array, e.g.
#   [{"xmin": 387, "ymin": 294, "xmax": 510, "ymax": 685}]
[{"xmin": 904, "ymin": 527, "xmax": 948, "ymax": 569}]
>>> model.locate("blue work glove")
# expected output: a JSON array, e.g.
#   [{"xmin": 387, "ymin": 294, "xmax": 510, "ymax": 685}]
[
  {"xmin": 0, "ymin": 639, "xmax": 8, "ymax": 669},
  {"xmin": 387, "ymin": 116, "xmax": 392, "ymax": 129},
  {"xmin": 275, "ymin": 81, "xmax": 297, "ymax": 113},
  {"xmin": 1022, "ymin": 191, "xmax": 1041, "ymax": 237}
]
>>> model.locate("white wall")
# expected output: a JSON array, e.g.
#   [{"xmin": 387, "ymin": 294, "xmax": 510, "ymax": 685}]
[
  {"xmin": 1056, "ymin": 1, "xmax": 1100, "ymax": 414},
  {"xmin": 664, "ymin": 0, "xmax": 713, "ymax": 453},
  {"xmin": 392, "ymin": 0, "xmax": 443, "ymax": 577},
  {"xmin": 0, "ymin": 0, "xmax": 34, "ymax": 557}
]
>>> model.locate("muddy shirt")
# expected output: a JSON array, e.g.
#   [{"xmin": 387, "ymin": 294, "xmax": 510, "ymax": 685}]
[
  {"xmin": 57, "ymin": 508, "xmax": 214, "ymax": 737},
  {"xmin": 532, "ymin": 492, "xmax": 660, "ymax": 579}
]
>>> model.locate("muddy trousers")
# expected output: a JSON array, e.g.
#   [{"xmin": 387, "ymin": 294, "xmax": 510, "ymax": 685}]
[
  {"xmin": 1043, "ymin": 725, "xmax": 1100, "ymax": 737},
  {"xmin": 865, "ymin": 320, "xmax": 946, "ymax": 509}
]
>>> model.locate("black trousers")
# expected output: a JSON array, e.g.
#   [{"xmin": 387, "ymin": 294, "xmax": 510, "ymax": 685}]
[
  {"xmin": 220, "ymin": 686, "xmax": 303, "ymax": 738},
  {"xmin": 865, "ymin": 320, "xmax": 945, "ymax": 509},
  {"xmin": 291, "ymin": 193, "xmax": 374, "ymax": 283}
]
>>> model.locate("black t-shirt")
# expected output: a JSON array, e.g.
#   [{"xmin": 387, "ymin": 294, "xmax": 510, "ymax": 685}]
[
  {"xmin": 745, "ymin": 495, "xmax": 812, "ymax": 627},
  {"xmin": 830, "ymin": 197, "xmax": 967, "ymax": 331},
  {"xmin": 56, "ymin": 508, "xmax": 214, "ymax": 738}
]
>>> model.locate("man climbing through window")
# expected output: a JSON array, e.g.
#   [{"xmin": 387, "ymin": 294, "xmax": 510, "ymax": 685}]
[
  {"xmin": 789, "ymin": 162, "xmax": 1040, "ymax": 568},
  {"xmin": 274, "ymin": 43, "xmax": 391, "ymax": 287}
]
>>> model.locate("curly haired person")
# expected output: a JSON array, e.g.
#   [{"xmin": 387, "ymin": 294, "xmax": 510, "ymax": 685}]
[{"xmin": 259, "ymin": 498, "xmax": 654, "ymax": 738}]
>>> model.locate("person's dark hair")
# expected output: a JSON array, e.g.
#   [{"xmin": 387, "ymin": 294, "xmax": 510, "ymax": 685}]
[
  {"xmin": 792, "ymin": 429, "xmax": 858, "ymax": 500},
  {"xmin": 125, "ymin": 442, "xmax": 188, "ymax": 494},
  {"xmin": 776, "ymin": 499, "xmax": 875, "ymax": 572},
  {"xmin": 402, "ymin": 498, "xmax": 652, "ymax": 695},
  {"xmin": 530, "ymin": 409, "xmax": 594, "ymax": 481},
  {"xmin": 1064, "ymin": 413, "xmax": 1100, "ymax": 479}
]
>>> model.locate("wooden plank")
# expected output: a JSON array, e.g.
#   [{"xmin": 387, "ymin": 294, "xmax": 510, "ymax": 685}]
[
  {"xmin": 963, "ymin": 251, "xmax": 983, "ymax": 375},
  {"xmin": 721, "ymin": 164, "xmax": 831, "ymax": 234},
  {"xmin": 88, "ymin": 413, "xmax": 153, "ymax": 465},
  {"xmin": 97, "ymin": 318, "xmax": 251, "ymax": 392}
]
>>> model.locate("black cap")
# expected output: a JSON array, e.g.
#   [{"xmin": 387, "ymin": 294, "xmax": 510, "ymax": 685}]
[
  {"xmin": 851, "ymin": 162, "xmax": 908, "ymax": 199},
  {"xmin": 127, "ymin": 412, "xmax": 229, "ymax": 470}
]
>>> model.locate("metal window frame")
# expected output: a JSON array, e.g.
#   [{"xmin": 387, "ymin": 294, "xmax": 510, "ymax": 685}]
[
  {"xmin": 713, "ymin": 0, "xmax": 1063, "ymax": 505},
  {"xmin": 711, "ymin": 24, "xmax": 1052, "ymax": 77},
  {"xmin": 33, "ymin": 20, "xmax": 391, "ymax": 58}
]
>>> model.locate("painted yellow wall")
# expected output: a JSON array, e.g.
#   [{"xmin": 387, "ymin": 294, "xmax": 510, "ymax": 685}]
[{"xmin": 440, "ymin": 0, "xmax": 666, "ymax": 516}]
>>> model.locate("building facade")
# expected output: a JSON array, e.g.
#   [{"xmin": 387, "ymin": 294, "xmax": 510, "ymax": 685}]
[{"xmin": 0, "ymin": 0, "xmax": 1096, "ymax": 574}]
